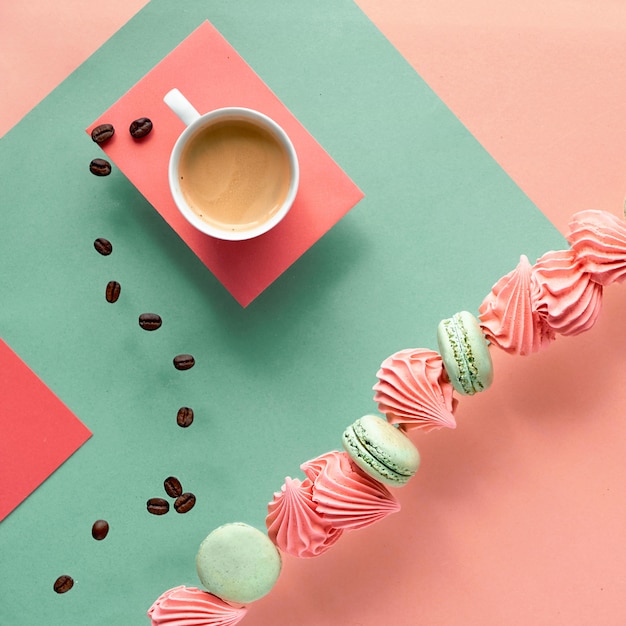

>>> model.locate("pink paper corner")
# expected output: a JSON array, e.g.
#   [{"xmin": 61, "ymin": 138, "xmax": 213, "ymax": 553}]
[{"xmin": 0, "ymin": 338, "xmax": 92, "ymax": 522}]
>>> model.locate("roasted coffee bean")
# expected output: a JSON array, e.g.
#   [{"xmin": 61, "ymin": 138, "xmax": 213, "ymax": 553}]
[
  {"xmin": 174, "ymin": 492, "xmax": 196, "ymax": 514},
  {"xmin": 129, "ymin": 117, "xmax": 153, "ymax": 139},
  {"xmin": 105, "ymin": 280, "xmax": 121, "ymax": 303},
  {"xmin": 53, "ymin": 574, "xmax": 74, "ymax": 594},
  {"xmin": 146, "ymin": 497, "xmax": 170, "ymax": 515},
  {"xmin": 91, "ymin": 519, "xmax": 109, "ymax": 541},
  {"xmin": 138, "ymin": 313, "xmax": 162, "ymax": 331},
  {"xmin": 93, "ymin": 237, "xmax": 112, "ymax": 256},
  {"xmin": 91, "ymin": 123, "xmax": 115, "ymax": 144},
  {"xmin": 173, "ymin": 354, "xmax": 195, "ymax": 371},
  {"xmin": 176, "ymin": 406, "xmax": 194, "ymax": 428},
  {"xmin": 89, "ymin": 158, "xmax": 112, "ymax": 176},
  {"xmin": 164, "ymin": 476, "xmax": 183, "ymax": 499}
]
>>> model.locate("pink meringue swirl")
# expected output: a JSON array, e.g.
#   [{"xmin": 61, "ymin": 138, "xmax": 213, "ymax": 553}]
[
  {"xmin": 532, "ymin": 249, "xmax": 603, "ymax": 336},
  {"xmin": 479, "ymin": 254, "xmax": 555, "ymax": 355},
  {"xmin": 147, "ymin": 585, "xmax": 247, "ymax": 626},
  {"xmin": 566, "ymin": 209, "xmax": 626, "ymax": 285},
  {"xmin": 301, "ymin": 451, "xmax": 400, "ymax": 531},
  {"xmin": 266, "ymin": 476, "xmax": 343, "ymax": 558},
  {"xmin": 373, "ymin": 348, "xmax": 457, "ymax": 431}
]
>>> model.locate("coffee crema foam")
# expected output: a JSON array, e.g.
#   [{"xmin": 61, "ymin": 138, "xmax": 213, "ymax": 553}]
[{"xmin": 178, "ymin": 118, "xmax": 291, "ymax": 232}]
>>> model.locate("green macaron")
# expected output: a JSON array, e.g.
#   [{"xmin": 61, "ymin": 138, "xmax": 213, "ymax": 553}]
[
  {"xmin": 196, "ymin": 522, "xmax": 281, "ymax": 604},
  {"xmin": 342, "ymin": 414, "xmax": 420, "ymax": 487},
  {"xmin": 437, "ymin": 310, "xmax": 493, "ymax": 395}
]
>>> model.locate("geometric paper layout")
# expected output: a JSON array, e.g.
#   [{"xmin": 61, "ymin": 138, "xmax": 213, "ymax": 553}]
[{"xmin": 88, "ymin": 20, "xmax": 364, "ymax": 306}]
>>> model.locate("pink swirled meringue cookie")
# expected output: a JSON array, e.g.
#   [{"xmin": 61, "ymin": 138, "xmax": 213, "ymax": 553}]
[
  {"xmin": 373, "ymin": 348, "xmax": 457, "ymax": 431},
  {"xmin": 301, "ymin": 450, "xmax": 400, "ymax": 531},
  {"xmin": 266, "ymin": 476, "xmax": 343, "ymax": 558},
  {"xmin": 147, "ymin": 585, "xmax": 247, "ymax": 626},
  {"xmin": 479, "ymin": 254, "xmax": 555, "ymax": 355},
  {"xmin": 532, "ymin": 249, "xmax": 603, "ymax": 336},
  {"xmin": 566, "ymin": 209, "xmax": 626, "ymax": 285}
]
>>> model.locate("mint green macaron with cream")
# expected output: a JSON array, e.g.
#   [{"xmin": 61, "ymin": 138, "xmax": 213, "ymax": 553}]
[
  {"xmin": 342, "ymin": 414, "xmax": 420, "ymax": 487},
  {"xmin": 437, "ymin": 310, "xmax": 493, "ymax": 395}
]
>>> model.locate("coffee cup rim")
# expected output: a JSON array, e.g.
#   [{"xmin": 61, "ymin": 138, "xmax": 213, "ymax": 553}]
[{"xmin": 168, "ymin": 107, "xmax": 299, "ymax": 241}]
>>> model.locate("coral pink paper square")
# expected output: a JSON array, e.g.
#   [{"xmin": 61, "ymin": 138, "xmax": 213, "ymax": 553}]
[
  {"xmin": 88, "ymin": 21, "xmax": 364, "ymax": 307},
  {"xmin": 0, "ymin": 339, "xmax": 92, "ymax": 522}
]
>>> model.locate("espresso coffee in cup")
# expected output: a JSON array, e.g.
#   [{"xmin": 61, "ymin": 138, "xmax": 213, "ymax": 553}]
[
  {"xmin": 164, "ymin": 89, "xmax": 299, "ymax": 241},
  {"xmin": 178, "ymin": 117, "xmax": 291, "ymax": 233}
]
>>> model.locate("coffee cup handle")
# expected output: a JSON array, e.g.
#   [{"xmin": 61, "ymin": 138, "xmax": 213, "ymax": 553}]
[{"xmin": 164, "ymin": 88, "xmax": 201, "ymax": 127}]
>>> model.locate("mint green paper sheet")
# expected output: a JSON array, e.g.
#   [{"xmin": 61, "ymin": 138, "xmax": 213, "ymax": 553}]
[{"xmin": 0, "ymin": 0, "xmax": 564, "ymax": 623}]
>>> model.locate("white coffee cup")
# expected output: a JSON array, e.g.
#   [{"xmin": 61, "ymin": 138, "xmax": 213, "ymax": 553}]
[{"xmin": 164, "ymin": 88, "xmax": 299, "ymax": 241}]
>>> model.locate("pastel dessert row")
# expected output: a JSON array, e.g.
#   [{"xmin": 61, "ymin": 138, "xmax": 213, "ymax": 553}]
[{"xmin": 148, "ymin": 209, "xmax": 626, "ymax": 625}]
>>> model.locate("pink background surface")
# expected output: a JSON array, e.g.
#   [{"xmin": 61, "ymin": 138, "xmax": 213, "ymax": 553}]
[{"xmin": 3, "ymin": 2, "xmax": 626, "ymax": 624}]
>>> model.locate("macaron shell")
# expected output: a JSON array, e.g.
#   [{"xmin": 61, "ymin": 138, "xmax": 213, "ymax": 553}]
[
  {"xmin": 437, "ymin": 310, "xmax": 493, "ymax": 395},
  {"xmin": 342, "ymin": 414, "xmax": 420, "ymax": 487},
  {"xmin": 343, "ymin": 426, "xmax": 405, "ymax": 486},
  {"xmin": 196, "ymin": 522, "xmax": 282, "ymax": 604}
]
